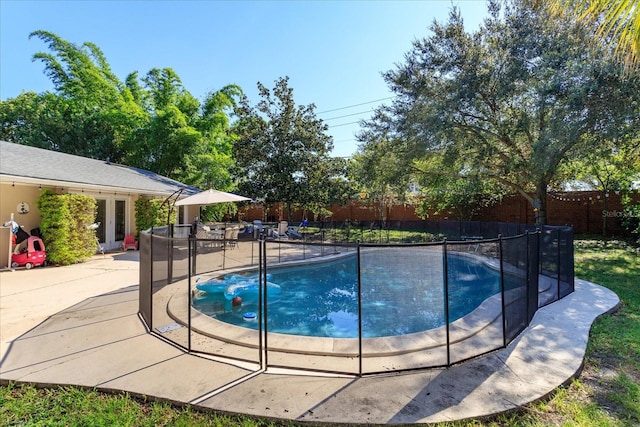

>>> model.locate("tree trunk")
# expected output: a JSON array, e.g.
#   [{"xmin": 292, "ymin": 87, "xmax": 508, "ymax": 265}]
[
  {"xmin": 286, "ymin": 202, "xmax": 292, "ymax": 223},
  {"xmin": 535, "ymin": 186, "xmax": 547, "ymax": 226}
]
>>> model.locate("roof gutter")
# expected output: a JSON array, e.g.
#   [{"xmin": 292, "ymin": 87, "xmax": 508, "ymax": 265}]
[{"xmin": 0, "ymin": 174, "xmax": 180, "ymax": 198}]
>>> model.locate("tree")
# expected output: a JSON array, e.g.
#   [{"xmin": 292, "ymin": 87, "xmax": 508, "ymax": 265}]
[
  {"xmin": 23, "ymin": 30, "xmax": 145, "ymax": 161},
  {"xmin": 0, "ymin": 91, "xmax": 51, "ymax": 146},
  {"xmin": 539, "ymin": 0, "xmax": 640, "ymax": 70},
  {"xmin": 186, "ymin": 85, "xmax": 243, "ymax": 189},
  {"xmin": 122, "ymin": 68, "xmax": 242, "ymax": 186},
  {"xmin": 232, "ymin": 77, "xmax": 337, "ymax": 220},
  {"xmin": 349, "ymin": 133, "xmax": 413, "ymax": 222},
  {"xmin": 356, "ymin": 1, "xmax": 640, "ymax": 224},
  {"xmin": 351, "ymin": 128, "xmax": 505, "ymax": 220},
  {"xmin": 1, "ymin": 31, "xmax": 242, "ymax": 192},
  {"xmin": 412, "ymin": 156, "xmax": 506, "ymax": 221},
  {"xmin": 565, "ymin": 135, "xmax": 640, "ymax": 235},
  {"xmin": 122, "ymin": 68, "xmax": 199, "ymax": 177}
]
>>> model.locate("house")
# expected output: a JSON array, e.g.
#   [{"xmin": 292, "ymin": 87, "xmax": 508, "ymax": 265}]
[{"xmin": 0, "ymin": 141, "xmax": 199, "ymax": 268}]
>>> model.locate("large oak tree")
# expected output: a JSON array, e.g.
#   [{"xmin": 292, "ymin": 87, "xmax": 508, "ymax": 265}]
[{"xmin": 356, "ymin": 0, "xmax": 640, "ymax": 224}]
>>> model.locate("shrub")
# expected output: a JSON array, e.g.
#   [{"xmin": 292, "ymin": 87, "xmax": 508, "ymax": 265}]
[
  {"xmin": 37, "ymin": 189, "xmax": 97, "ymax": 265},
  {"xmin": 134, "ymin": 198, "xmax": 177, "ymax": 233},
  {"xmin": 622, "ymin": 195, "xmax": 640, "ymax": 244}
]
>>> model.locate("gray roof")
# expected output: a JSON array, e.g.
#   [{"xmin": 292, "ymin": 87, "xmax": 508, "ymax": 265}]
[{"xmin": 0, "ymin": 141, "xmax": 198, "ymax": 196}]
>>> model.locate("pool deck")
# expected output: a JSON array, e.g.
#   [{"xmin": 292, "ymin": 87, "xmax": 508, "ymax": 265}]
[{"xmin": 0, "ymin": 250, "xmax": 620, "ymax": 425}]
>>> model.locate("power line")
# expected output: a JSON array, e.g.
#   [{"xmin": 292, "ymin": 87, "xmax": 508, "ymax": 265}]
[
  {"xmin": 316, "ymin": 96, "xmax": 394, "ymax": 115},
  {"xmin": 329, "ymin": 120, "xmax": 361, "ymax": 128},
  {"xmin": 323, "ymin": 109, "xmax": 374, "ymax": 121}
]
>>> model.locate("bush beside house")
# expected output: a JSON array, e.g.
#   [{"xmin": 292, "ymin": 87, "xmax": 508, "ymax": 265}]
[
  {"xmin": 37, "ymin": 190, "xmax": 97, "ymax": 265},
  {"xmin": 135, "ymin": 198, "xmax": 177, "ymax": 234}
]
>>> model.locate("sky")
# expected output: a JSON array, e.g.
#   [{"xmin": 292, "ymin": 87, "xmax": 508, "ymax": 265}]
[{"xmin": 1, "ymin": 0, "xmax": 489, "ymax": 158}]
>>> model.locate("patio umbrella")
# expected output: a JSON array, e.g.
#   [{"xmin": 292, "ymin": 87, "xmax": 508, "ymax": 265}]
[{"xmin": 174, "ymin": 189, "xmax": 251, "ymax": 206}]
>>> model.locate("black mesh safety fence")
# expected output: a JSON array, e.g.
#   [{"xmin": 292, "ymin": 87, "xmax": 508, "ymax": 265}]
[
  {"xmin": 526, "ymin": 232, "xmax": 540, "ymax": 323},
  {"xmin": 501, "ymin": 235, "xmax": 530, "ymax": 343},
  {"xmin": 171, "ymin": 236, "xmax": 189, "ymax": 283},
  {"xmin": 422, "ymin": 220, "xmax": 443, "ymax": 238},
  {"xmin": 539, "ymin": 227, "xmax": 561, "ymax": 306},
  {"xmin": 138, "ymin": 231, "xmax": 152, "ymax": 327},
  {"xmin": 138, "ymin": 222, "xmax": 574, "ymax": 376},
  {"xmin": 263, "ymin": 239, "xmax": 350, "ymax": 266},
  {"xmin": 187, "ymin": 233, "xmax": 263, "ymax": 364},
  {"xmin": 536, "ymin": 225, "xmax": 575, "ymax": 308},
  {"xmin": 438, "ymin": 221, "xmax": 463, "ymax": 240},
  {"xmin": 190, "ymin": 237, "xmax": 226, "ymax": 276},
  {"xmin": 446, "ymin": 239, "xmax": 504, "ymax": 365},
  {"xmin": 459, "ymin": 221, "xmax": 485, "ymax": 239},
  {"xmin": 187, "ymin": 230, "xmax": 263, "ymax": 363},
  {"xmin": 300, "ymin": 220, "xmax": 543, "ymax": 244},
  {"xmin": 558, "ymin": 227, "xmax": 575, "ymax": 299},
  {"xmin": 359, "ymin": 244, "xmax": 448, "ymax": 372},
  {"xmin": 150, "ymin": 232, "xmax": 189, "ymax": 349},
  {"xmin": 263, "ymin": 241, "xmax": 359, "ymax": 374}
]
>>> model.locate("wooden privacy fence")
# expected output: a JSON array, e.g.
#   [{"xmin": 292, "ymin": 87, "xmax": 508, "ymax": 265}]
[{"xmin": 237, "ymin": 190, "xmax": 639, "ymax": 235}]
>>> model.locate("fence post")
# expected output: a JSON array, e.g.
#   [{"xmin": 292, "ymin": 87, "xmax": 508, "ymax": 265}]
[
  {"xmin": 191, "ymin": 229, "xmax": 197, "ymax": 276},
  {"xmin": 443, "ymin": 238, "xmax": 450, "ymax": 367},
  {"xmin": 528, "ymin": 230, "xmax": 541, "ymax": 320},
  {"xmin": 278, "ymin": 240, "xmax": 281, "ymax": 264},
  {"xmin": 259, "ymin": 238, "xmax": 266, "ymax": 369},
  {"xmin": 149, "ymin": 230, "xmax": 154, "ymax": 330},
  {"xmin": 499, "ymin": 234, "xmax": 507, "ymax": 348},
  {"xmin": 222, "ymin": 233, "xmax": 226, "ymax": 270},
  {"xmin": 167, "ymin": 224, "xmax": 174, "ymax": 285},
  {"xmin": 526, "ymin": 231, "xmax": 531, "ymax": 323},
  {"xmin": 357, "ymin": 240, "xmax": 363, "ymax": 376},
  {"xmin": 556, "ymin": 228, "xmax": 561, "ymax": 301},
  {"xmin": 187, "ymin": 234, "xmax": 192, "ymax": 352}
]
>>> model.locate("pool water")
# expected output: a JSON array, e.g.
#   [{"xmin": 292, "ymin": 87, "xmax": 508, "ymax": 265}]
[{"xmin": 192, "ymin": 250, "xmax": 502, "ymax": 338}]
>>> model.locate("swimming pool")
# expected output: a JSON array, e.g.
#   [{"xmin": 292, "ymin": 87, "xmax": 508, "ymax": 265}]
[{"xmin": 192, "ymin": 249, "xmax": 504, "ymax": 338}]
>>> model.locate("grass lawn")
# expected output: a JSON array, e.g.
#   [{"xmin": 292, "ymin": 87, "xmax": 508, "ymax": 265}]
[
  {"xmin": 479, "ymin": 236, "xmax": 640, "ymax": 427},
  {"xmin": 1, "ymin": 236, "xmax": 638, "ymax": 426}
]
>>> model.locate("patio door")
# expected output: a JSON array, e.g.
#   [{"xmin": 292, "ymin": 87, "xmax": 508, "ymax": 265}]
[
  {"xmin": 115, "ymin": 200, "xmax": 125, "ymax": 242},
  {"xmin": 92, "ymin": 196, "xmax": 130, "ymax": 251},
  {"xmin": 96, "ymin": 199, "xmax": 107, "ymax": 243}
]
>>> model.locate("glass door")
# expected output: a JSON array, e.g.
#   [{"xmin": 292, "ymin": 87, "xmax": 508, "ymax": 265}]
[
  {"xmin": 115, "ymin": 200, "xmax": 125, "ymax": 241},
  {"xmin": 96, "ymin": 199, "xmax": 106, "ymax": 243}
]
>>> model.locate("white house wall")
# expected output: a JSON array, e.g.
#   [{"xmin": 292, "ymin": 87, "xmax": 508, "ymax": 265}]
[
  {"xmin": 0, "ymin": 183, "xmax": 45, "ymax": 269},
  {"xmin": 0, "ymin": 183, "xmax": 141, "ymax": 266},
  {"xmin": 70, "ymin": 190, "xmax": 135, "ymax": 252},
  {"xmin": 0, "ymin": 183, "xmax": 43, "ymax": 235}
]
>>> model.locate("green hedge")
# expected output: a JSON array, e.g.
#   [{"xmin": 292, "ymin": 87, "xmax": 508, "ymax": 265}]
[
  {"xmin": 37, "ymin": 189, "xmax": 97, "ymax": 265},
  {"xmin": 134, "ymin": 198, "xmax": 177, "ymax": 233}
]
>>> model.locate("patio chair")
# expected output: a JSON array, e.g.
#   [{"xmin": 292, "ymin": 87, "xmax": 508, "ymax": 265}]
[
  {"xmin": 252, "ymin": 220, "xmax": 264, "ymax": 239},
  {"xmin": 288, "ymin": 222, "xmax": 304, "ymax": 239},
  {"xmin": 122, "ymin": 234, "xmax": 138, "ymax": 251},
  {"xmin": 196, "ymin": 226, "xmax": 216, "ymax": 249},
  {"xmin": 231, "ymin": 226, "xmax": 239, "ymax": 247},
  {"xmin": 208, "ymin": 226, "xmax": 224, "ymax": 247},
  {"xmin": 224, "ymin": 226, "xmax": 239, "ymax": 248},
  {"xmin": 275, "ymin": 221, "xmax": 288, "ymax": 239}
]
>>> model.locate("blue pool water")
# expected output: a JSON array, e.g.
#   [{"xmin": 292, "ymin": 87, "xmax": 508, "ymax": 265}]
[{"xmin": 192, "ymin": 251, "xmax": 502, "ymax": 338}]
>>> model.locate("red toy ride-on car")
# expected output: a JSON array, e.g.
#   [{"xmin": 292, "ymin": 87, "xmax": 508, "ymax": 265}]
[{"xmin": 11, "ymin": 236, "xmax": 47, "ymax": 269}]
